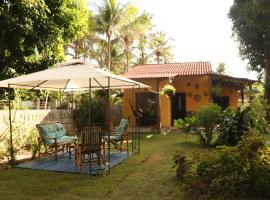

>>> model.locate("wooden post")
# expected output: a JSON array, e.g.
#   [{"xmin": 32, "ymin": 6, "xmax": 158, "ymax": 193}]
[
  {"xmin": 156, "ymin": 79, "xmax": 161, "ymax": 134},
  {"xmin": 241, "ymin": 88, "xmax": 244, "ymax": 105},
  {"xmin": 209, "ymin": 76, "xmax": 213, "ymax": 103}
]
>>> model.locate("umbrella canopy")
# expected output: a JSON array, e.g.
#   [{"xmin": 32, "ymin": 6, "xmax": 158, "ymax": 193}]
[{"xmin": 0, "ymin": 60, "xmax": 149, "ymax": 91}]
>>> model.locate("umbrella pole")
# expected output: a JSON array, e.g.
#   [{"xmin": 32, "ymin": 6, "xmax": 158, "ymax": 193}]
[
  {"xmin": 8, "ymin": 84, "xmax": 14, "ymax": 165},
  {"xmin": 89, "ymin": 78, "xmax": 92, "ymax": 175}
]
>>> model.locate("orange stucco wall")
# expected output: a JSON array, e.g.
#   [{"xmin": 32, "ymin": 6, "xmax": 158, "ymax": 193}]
[
  {"xmin": 172, "ymin": 75, "xmax": 211, "ymax": 113},
  {"xmin": 220, "ymin": 87, "xmax": 239, "ymax": 108},
  {"xmin": 123, "ymin": 75, "xmax": 240, "ymax": 127}
]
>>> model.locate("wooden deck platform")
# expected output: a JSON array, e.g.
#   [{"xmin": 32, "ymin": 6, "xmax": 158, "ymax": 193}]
[{"xmin": 16, "ymin": 151, "xmax": 131, "ymax": 175}]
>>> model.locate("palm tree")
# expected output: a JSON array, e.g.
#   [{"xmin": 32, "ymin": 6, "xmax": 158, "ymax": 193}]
[
  {"xmin": 119, "ymin": 11, "xmax": 152, "ymax": 71},
  {"xmin": 94, "ymin": 0, "xmax": 126, "ymax": 71},
  {"xmin": 149, "ymin": 31, "xmax": 174, "ymax": 64}
]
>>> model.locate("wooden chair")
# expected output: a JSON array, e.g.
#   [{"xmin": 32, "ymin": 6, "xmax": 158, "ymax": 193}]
[
  {"xmin": 75, "ymin": 128, "xmax": 105, "ymax": 174},
  {"xmin": 103, "ymin": 119, "xmax": 129, "ymax": 152},
  {"xmin": 36, "ymin": 122, "xmax": 77, "ymax": 160}
]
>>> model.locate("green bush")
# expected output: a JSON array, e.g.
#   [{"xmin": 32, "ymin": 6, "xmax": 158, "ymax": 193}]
[
  {"xmin": 215, "ymin": 97, "xmax": 269, "ymax": 147},
  {"xmin": 73, "ymin": 93, "xmax": 105, "ymax": 131},
  {"xmin": 195, "ymin": 103, "xmax": 222, "ymax": 147},
  {"xmin": 215, "ymin": 108, "xmax": 250, "ymax": 146},
  {"xmin": 174, "ymin": 116, "xmax": 197, "ymax": 133},
  {"xmin": 172, "ymin": 151, "xmax": 192, "ymax": 180},
  {"xmin": 179, "ymin": 134, "xmax": 270, "ymax": 199}
]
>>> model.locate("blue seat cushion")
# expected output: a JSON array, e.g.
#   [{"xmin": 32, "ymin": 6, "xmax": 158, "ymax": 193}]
[
  {"xmin": 103, "ymin": 134, "xmax": 122, "ymax": 141},
  {"xmin": 57, "ymin": 136, "xmax": 78, "ymax": 144}
]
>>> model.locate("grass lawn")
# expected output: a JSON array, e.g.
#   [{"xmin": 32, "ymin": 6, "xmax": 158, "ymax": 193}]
[{"xmin": 0, "ymin": 131, "xmax": 206, "ymax": 200}]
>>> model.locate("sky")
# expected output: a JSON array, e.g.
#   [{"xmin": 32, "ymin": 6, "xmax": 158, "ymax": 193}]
[{"xmin": 89, "ymin": 0, "xmax": 257, "ymax": 79}]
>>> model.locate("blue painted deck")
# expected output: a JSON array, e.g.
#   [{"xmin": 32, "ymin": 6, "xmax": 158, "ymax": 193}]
[{"xmin": 16, "ymin": 151, "xmax": 131, "ymax": 175}]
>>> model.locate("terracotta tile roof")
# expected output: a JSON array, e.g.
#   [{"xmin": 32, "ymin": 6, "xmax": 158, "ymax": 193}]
[{"xmin": 123, "ymin": 62, "xmax": 213, "ymax": 78}]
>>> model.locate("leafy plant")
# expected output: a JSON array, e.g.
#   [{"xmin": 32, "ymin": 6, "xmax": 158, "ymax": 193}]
[
  {"xmin": 215, "ymin": 108, "xmax": 249, "ymax": 146},
  {"xmin": 195, "ymin": 103, "xmax": 222, "ymax": 147},
  {"xmin": 174, "ymin": 116, "xmax": 197, "ymax": 133},
  {"xmin": 73, "ymin": 93, "xmax": 105, "ymax": 132},
  {"xmin": 211, "ymin": 84, "xmax": 222, "ymax": 96},
  {"xmin": 172, "ymin": 151, "xmax": 192, "ymax": 180},
  {"xmin": 181, "ymin": 134, "xmax": 270, "ymax": 199},
  {"xmin": 161, "ymin": 84, "xmax": 176, "ymax": 97}
]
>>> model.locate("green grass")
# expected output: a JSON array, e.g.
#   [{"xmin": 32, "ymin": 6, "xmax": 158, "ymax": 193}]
[{"xmin": 0, "ymin": 131, "xmax": 204, "ymax": 200}]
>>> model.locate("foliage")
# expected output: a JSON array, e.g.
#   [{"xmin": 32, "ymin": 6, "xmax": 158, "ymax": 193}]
[
  {"xmin": 0, "ymin": 117, "xmax": 39, "ymax": 160},
  {"xmin": 214, "ymin": 96, "xmax": 269, "ymax": 147},
  {"xmin": 174, "ymin": 116, "xmax": 197, "ymax": 133},
  {"xmin": 195, "ymin": 103, "xmax": 222, "ymax": 147},
  {"xmin": 172, "ymin": 151, "xmax": 192, "ymax": 180},
  {"xmin": 160, "ymin": 84, "xmax": 176, "ymax": 97},
  {"xmin": 0, "ymin": 0, "xmax": 89, "ymax": 79},
  {"xmin": 211, "ymin": 83, "xmax": 222, "ymax": 97},
  {"xmin": 229, "ymin": 0, "xmax": 270, "ymax": 100},
  {"xmin": 216, "ymin": 62, "xmax": 226, "ymax": 74},
  {"xmin": 149, "ymin": 31, "xmax": 174, "ymax": 64},
  {"xmin": 215, "ymin": 107, "xmax": 250, "ymax": 146},
  {"xmin": 183, "ymin": 134, "xmax": 270, "ymax": 199},
  {"xmin": 249, "ymin": 96, "xmax": 270, "ymax": 134},
  {"xmin": 73, "ymin": 93, "xmax": 105, "ymax": 131}
]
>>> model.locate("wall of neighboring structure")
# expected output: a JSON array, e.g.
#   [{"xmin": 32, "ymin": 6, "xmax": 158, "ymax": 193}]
[
  {"xmin": 172, "ymin": 75, "xmax": 211, "ymax": 113},
  {"xmin": 122, "ymin": 78, "xmax": 171, "ymax": 127},
  {"xmin": 123, "ymin": 75, "xmax": 240, "ymax": 127}
]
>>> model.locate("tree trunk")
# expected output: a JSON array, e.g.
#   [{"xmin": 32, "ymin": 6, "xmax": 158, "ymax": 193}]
[
  {"xmin": 107, "ymin": 35, "xmax": 111, "ymax": 71},
  {"xmin": 264, "ymin": 49, "xmax": 270, "ymax": 119},
  {"xmin": 125, "ymin": 46, "xmax": 129, "ymax": 72}
]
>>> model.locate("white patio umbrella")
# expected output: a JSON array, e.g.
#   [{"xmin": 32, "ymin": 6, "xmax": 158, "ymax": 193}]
[{"xmin": 0, "ymin": 60, "xmax": 149, "ymax": 90}]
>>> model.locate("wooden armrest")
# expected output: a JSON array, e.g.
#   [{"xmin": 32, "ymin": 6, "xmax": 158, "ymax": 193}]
[{"xmin": 39, "ymin": 137, "xmax": 57, "ymax": 142}]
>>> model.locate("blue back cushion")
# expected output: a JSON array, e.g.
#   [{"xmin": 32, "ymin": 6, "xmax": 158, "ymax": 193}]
[
  {"xmin": 116, "ymin": 119, "xmax": 129, "ymax": 137},
  {"xmin": 37, "ymin": 122, "xmax": 67, "ymax": 144}
]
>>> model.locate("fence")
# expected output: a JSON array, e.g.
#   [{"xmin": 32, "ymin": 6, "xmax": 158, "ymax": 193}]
[
  {"xmin": 0, "ymin": 109, "xmax": 73, "ymax": 161},
  {"xmin": 0, "ymin": 104, "xmax": 123, "ymax": 161}
]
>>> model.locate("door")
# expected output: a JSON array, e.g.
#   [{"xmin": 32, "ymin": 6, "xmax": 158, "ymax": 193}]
[
  {"xmin": 171, "ymin": 93, "xmax": 186, "ymax": 124},
  {"xmin": 136, "ymin": 93, "xmax": 157, "ymax": 126}
]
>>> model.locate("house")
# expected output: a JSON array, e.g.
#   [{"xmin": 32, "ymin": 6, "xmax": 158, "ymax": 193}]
[{"xmin": 122, "ymin": 62, "xmax": 255, "ymax": 128}]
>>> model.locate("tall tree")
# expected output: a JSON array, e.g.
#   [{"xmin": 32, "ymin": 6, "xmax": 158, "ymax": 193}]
[
  {"xmin": 0, "ymin": 0, "xmax": 89, "ymax": 79},
  {"xmin": 229, "ymin": 0, "xmax": 270, "ymax": 101},
  {"xmin": 149, "ymin": 31, "xmax": 174, "ymax": 64},
  {"xmin": 216, "ymin": 62, "xmax": 226, "ymax": 74},
  {"xmin": 119, "ymin": 11, "xmax": 152, "ymax": 71},
  {"xmin": 94, "ymin": 0, "xmax": 126, "ymax": 71}
]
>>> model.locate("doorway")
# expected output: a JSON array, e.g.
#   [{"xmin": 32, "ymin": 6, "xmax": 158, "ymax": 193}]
[
  {"xmin": 213, "ymin": 96, "xmax": 229, "ymax": 110},
  {"xmin": 171, "ymin": 93, "xmax": 186, "ymax": 124}
]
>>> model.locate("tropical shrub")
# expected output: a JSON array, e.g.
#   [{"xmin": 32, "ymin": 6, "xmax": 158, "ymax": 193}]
[
  {"xmin": 174, "ymin": 116, "xmax": 197, "ymax": 133},
  {"xmin": 215, "ymin": 107, "xmax": 250, "ymax": 146},
  {"xmin": 249, "ymin": 97, "xmax": 270, "ymax": 134},
  {"xmin": 215, "ymin": 97, "xmax": 269, "ymax": 146},
  {"xmin": 172, "ymin": 151, "xmax": 192, "ymax": 180},
  {"xmin": 177, "ymin": 134, "xmax": 270, "ymax": 199},
  {"xmin": 195, "ymin": 103, "xmax": 222, "ymax": 147},
  {"xmin": 73, "ymin": 93, "xmax": 105, "ymax": 131}
]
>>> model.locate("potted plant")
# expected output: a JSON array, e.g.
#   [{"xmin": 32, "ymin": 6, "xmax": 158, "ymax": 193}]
[{"xmin": 161, "ymin": 84, "xmax": 176, "ymax": 97}]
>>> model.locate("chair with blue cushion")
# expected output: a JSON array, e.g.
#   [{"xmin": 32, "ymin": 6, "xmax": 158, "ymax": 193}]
[
  {"xmin": 103, "ymin": 118, "xmax": 129, "ymax": 152},
  {"xmin": 36, "ymin": 122, "xmax": 78, "ymax": 160}
]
